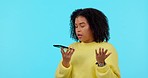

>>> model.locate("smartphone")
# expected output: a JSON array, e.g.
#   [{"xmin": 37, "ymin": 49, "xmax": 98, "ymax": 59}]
[{"xmin": 53, "ymin": 45, "xmax": 68, "ymax": 49}]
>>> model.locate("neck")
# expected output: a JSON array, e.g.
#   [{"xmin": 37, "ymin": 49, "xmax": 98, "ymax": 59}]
[{"xmin": 80, "ymin": 40, "xmax": 95, "ymax": 43}]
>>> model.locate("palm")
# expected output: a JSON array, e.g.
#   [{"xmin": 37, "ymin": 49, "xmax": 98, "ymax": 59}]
[
  {"xmin": 95, "ymin": 48, "xmax": 111, "ymax": 63},
  {"xmin": 61, "ymin": 48, "xmax": 75, "ymax": 67}
]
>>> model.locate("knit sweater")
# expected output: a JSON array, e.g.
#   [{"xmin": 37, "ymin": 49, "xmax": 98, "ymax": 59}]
[{"xmin": 55, "ymin": 41, "xmax": 120, "ymax": 78}]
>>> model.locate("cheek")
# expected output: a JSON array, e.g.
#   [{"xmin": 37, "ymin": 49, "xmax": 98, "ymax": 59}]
[
  {"xmin": 87, "ymin": 30, "xmax": 93, "ymax": 36},
  {"xmin": 84, "ymin": 27, "xmax": 91, "ymax": 33},
  {"xmin": 75, "ymin": 29, "xmax": 78, "ymax": 33}
]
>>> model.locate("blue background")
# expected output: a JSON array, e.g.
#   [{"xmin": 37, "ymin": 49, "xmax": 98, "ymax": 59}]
[{"xmin": 0, "ymin": 0, "xmax": 148, "ymax": 78}]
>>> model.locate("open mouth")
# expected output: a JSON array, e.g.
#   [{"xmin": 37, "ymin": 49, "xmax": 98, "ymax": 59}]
[{"xmin": 77, "ymin": 34, "xmax": 82, "ymax": 38}]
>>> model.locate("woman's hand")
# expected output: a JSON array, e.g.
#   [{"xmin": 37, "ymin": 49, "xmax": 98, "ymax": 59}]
[
  {"xmin": 95, "ymin": 48, "xmax": 111, "ymax": 64},
  {"xmin": 61, "ymin": 48, "xmax": 75, "ymax": 68}
]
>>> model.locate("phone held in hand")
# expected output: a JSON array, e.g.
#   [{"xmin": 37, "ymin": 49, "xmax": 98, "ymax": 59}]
[{"xmin": 53, "ymin": 45, "xmax": 68, "ymax": 49}]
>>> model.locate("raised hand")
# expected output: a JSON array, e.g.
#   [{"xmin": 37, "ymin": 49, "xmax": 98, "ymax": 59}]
[
  {"xmin": 95, "ymin": 47, "xmax": 111, "ymax": 64},
  {"xmin": 61, "ymin": 48, "xmax": 75, "ymax": 68}
]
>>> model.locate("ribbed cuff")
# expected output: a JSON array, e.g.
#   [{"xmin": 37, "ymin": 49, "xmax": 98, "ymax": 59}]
[
  {"xmin": 96, "ymin": 64, "xmax": 110, "ymax": 73},
  {"xmin": 59, "ymin": 62, "xmax": 72, "ymax": 74}
]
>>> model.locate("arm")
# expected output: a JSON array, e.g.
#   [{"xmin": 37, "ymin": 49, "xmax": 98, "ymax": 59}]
[
  {"xmin": 55, "ymin": 48, "xmax": 75, "ymax": 78},
  {"xmin": 55, "ymin": 61, "xmax": 72, "ymax": 78},
  {"xmin": 95, "ymin": 45, "xmax": 120, "ymax": 78}
]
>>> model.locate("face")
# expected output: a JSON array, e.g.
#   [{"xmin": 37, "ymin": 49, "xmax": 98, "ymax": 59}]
[{"xmin": 75, "ymin": 16, "xmax": 94, "ymax": 43}]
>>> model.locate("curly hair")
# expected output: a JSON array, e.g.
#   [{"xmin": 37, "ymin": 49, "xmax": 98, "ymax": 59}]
[{"xmin": 70, "ymin": 8, "xmax": 110, "ymax": 42}]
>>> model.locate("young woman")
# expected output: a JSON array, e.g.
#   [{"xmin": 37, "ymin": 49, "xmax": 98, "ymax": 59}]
[{"xmin": 55, "ymin": 8, "xmax": 120, "ymax": 78}]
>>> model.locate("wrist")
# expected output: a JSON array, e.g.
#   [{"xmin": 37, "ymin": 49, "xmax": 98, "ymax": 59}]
[
  {"xmin": 96, "ymin": 62, "xmax": 106, "ymax": 67},
  {"xmin": 62, "ymin": 61, "xmax": 70, "ymax": 68}
]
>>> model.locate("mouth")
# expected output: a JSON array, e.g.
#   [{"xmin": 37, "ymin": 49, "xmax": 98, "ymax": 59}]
[{"xmin": 77, "ymin": 34, "xmax": 82, "ymax": 38}]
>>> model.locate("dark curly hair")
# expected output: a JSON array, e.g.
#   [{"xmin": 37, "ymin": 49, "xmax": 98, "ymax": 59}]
[{"xmin": 70, "ymin": 8, "xmax": 110, "ymax": 42}]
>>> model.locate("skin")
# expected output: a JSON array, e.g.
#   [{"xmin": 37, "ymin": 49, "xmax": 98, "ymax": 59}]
[
  {"xmin": 61, "ymin": 16, "xmax": 111, "ymax": 68},
  {"xmin": 61, "ymin": 48, "xmax": 75, "ymax": 68},
  {"xmin": 75, "ymin": 16, "xmax": 94, "ymax": 43}
]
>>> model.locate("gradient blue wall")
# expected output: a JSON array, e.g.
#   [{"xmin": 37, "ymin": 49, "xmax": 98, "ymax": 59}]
[{"xmin": 0, "ymin": 0, "xmax": 147, "ymax": 78}]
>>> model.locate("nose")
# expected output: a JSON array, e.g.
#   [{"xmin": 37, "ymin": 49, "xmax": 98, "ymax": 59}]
[{"xmin": 76, "ymin": 27, "xmax": 81, "ymax": 32}]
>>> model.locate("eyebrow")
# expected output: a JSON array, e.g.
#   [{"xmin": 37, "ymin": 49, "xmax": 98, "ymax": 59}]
[{"xmin": 75, "ymin": 22, "xmax": 85, "ymax": 26}]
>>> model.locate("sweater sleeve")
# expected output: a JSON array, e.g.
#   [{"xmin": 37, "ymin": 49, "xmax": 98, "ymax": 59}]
[
  {"xmin": 55, "ymin": 43, "xmax": 76, "ymax": 78},
  {"xmin": 55, "ymin": 61, "xmax": 72, "ymax": 78},
  {"xmin": 95, "ymin": 44, "xmax": 121, "ymax": 78}
]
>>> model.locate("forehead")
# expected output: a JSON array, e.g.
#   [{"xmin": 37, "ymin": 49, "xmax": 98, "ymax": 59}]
[{"xmin": 75, "ymin": 16, "xmax": 88, "ymax": 24}]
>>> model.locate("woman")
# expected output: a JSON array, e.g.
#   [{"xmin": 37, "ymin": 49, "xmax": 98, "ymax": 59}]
[{"xmin": 55, "ymin": 8, "xmax": 120, "ymax": 78}]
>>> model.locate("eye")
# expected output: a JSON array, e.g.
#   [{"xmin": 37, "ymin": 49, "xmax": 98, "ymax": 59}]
[
  {"xmin": 80, "ymin": 23, "xmax": 85, "ymax": 28},
  {"xmin": 75, "ymin": 25, "xmax": 78, "ymax": 28},
  {"xmin": 80, "ymin": 25, "xmax": 85, "ymax": 28}
]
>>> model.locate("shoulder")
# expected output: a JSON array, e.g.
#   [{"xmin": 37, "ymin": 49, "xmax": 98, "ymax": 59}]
[
  {"xmin": 97, "ymin": 42, "xmax": 117, "ymax": 52},
  {"xmin": 98, "ymin": 42, "xmax": 114, "ymax": 48},
  {"xmin": 101, "ymin": 42, "xmax": 118, "ymax": 54},
  {"xmin": 68, "ymin": 42, "xmax": 80, "ymax": 48}
]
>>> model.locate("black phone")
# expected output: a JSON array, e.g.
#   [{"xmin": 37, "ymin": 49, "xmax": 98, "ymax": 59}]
[{"xmin": 53, "ymin": 45, "xmax": 68, "ymax": 49}]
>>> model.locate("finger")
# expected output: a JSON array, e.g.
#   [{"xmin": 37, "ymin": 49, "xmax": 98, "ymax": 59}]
[
  {"xmin": 69, "ymin": 47, "xmax": 73, "ymax": 50},
  {"xmin": 65, "ymin": 48, "xmax": 69, "ymax": 53},
  {"xmin": 72, "ymin": 48, "xmax": 75, "ymax": 52},
  {"xmin": 67, "ymin": 51, "xmax": 71, "ymax": 55},
  {"xmin": 106, "ymin": 52, "xmax": 112, "ymax": 58},
  {"xmin": 66, "ymin": 48, "xmax": 70, "ymax": 53},
  {"xmin": 65, "ymin": 48, "xmax": 71, "ymax": 56},
  {"xmin": 69, "ymin": 48, "xmax": 75, "ymax": 55},
  {"xmin": 68, "ymin": 48, "xmax": 74, "ymax": 55},
  {"xmin": 104, "ymin": 49, "xmax": 108, "ymax": 54},
  {"xmin": 95, "ymin": 49, "xmax": 98, "ymax": 55},
  {"xmin": 61, "ymin": 48, "xmax": 65, "ymax": 53},
  {"xmin": 71, "ymin": 48, "xmax": 75, "ymax": 53},
  {"xmin": 61, "ymin": 48, "xmax": 65, "ymax": 57},
  {"xmin": 69, "ymin": 51, "xmax": 74, "ymax": 56},
  {"xmin": 102, "ymin": 48, "xmax": 104, "ymax": 52},
  {"xmin": 69, "ymin": 48, "xmax": 73, "ymax": 53},
  {"xmin": 99, "ymin": 48, "xmax": 102, "ymax": 55}
]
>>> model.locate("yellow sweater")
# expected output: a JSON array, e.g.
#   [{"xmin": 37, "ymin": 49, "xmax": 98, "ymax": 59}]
[{"xmin": 55, "ymin": 42, "xmax": 120, "ymax": 78}]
